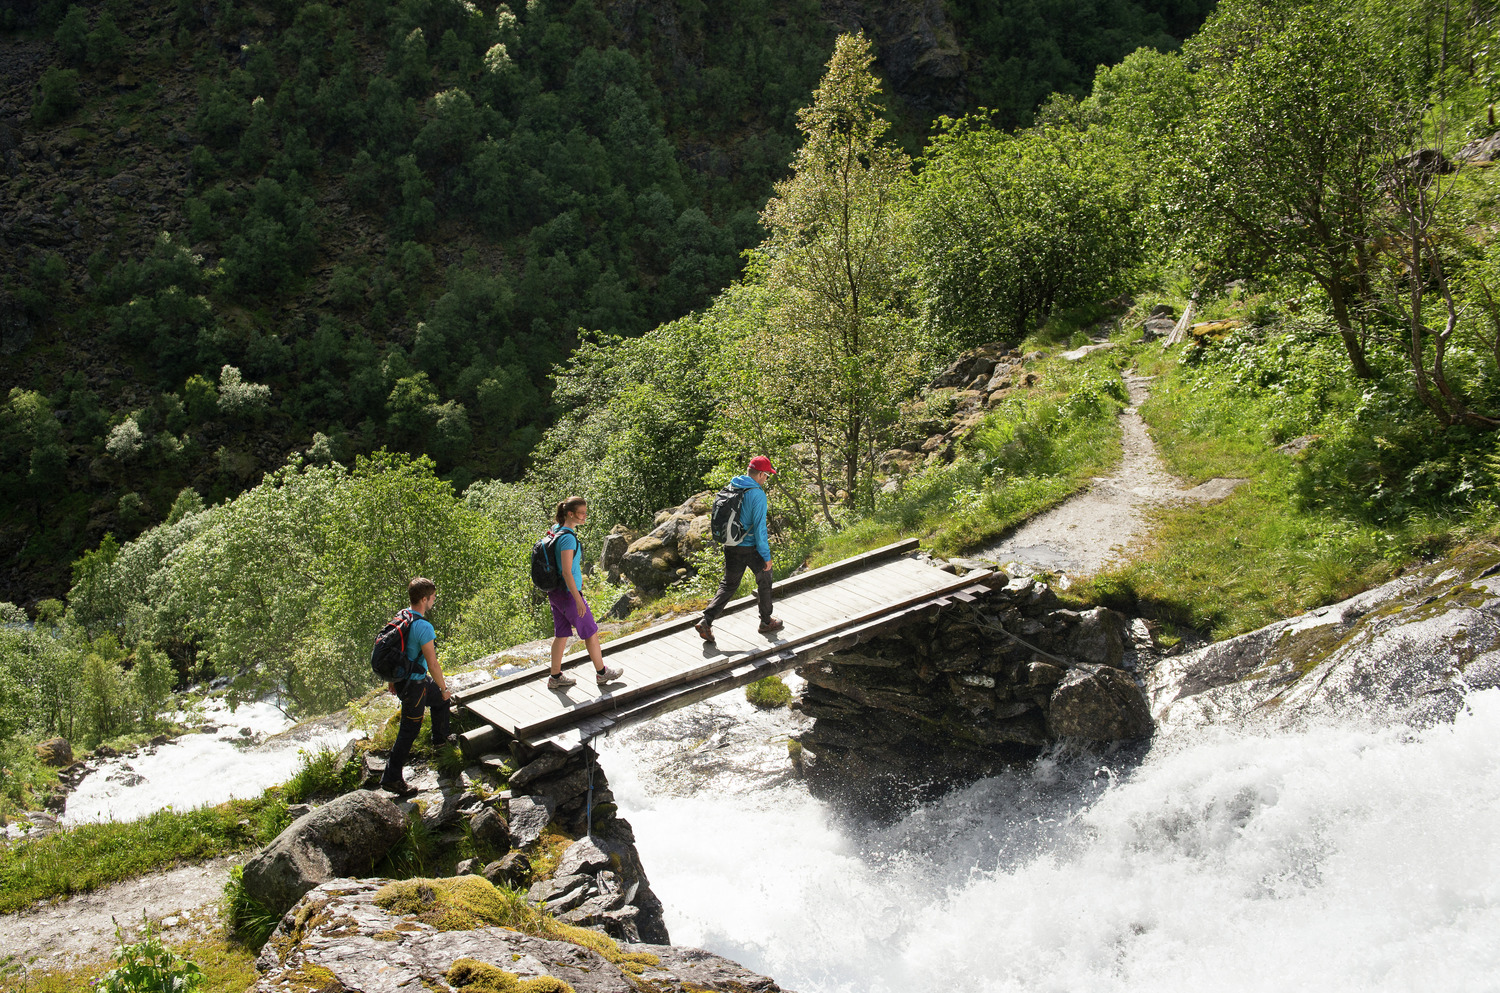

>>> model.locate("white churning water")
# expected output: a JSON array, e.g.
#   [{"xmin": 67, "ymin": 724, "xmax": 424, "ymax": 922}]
[
  {"xmin": 62, "ymin": 698, "xmax": 361, "ymax": 825},
  {"xmin": 597, "ymin": 686, "xmax": 1500, "ymax": 993}
]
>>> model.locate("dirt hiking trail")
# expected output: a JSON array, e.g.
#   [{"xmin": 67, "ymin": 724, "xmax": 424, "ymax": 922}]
[{"xmin": 976, "ymin": 371, "xmax": 1246, "ymax": 581}]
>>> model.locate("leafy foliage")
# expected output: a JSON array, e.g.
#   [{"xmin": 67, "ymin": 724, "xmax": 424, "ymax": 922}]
[
  {"xmin": 96, "ymin": 918, "xmax": 204, "ymax": 993},
  {"xmin": 910, "ymin": 120, "xmax": 1142, "ymax": 342}
]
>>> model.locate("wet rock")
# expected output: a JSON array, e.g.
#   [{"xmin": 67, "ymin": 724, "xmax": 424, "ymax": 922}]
[
  {"xmin": 1148, "ymin": 545, "xmax": 1500, "ymax": 734},
  {"xmin": 241, "ymin": 790, "xmax": 408, "ymax": 916},
  {"xmin": 1047, "ymin": 665, "xmax": 1153, "ymax": 741}
]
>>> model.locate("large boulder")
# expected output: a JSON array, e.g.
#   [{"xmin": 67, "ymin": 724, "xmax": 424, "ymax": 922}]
[
  {"xmin": 599, "ymin": 526, "xmax": 636, "ymax": 584},
  {"xmin": 241, "ymin": 790, "xmax": 408, "ymax": 915},
  {"xmin": 619, "ymin": 492, "xmax": 714, "ymax": 592},
  {"xmin": 254, "ymin": 877, "xmax": 784, "ymax": 993},
  {"xmin": 1047, "ymin": 665, "xmax": 1153, "ymax": 741},
  {"xmin": 34, "ymin": 738, "xmax": 72, "ymax": 767},
  {"xmin": 1147, "ymin": 544, "xmax": 1500, "ymax": 734}
]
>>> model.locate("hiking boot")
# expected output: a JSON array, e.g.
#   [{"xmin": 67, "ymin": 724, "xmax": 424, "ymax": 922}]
[
  {"xmin": 596, "ymin": 664, "xmax": 623, "ymax": 686},
  {"xmin": 547, "ymin": 672, "xmax": 577, "ymax": 690},
  {"xmin": 438, "ymin": 733, "xmax": 461, "ymax": 750},
  {"xmin": 694, "ymin": 618, "xmax": 714, "ymax": 642},
  {"xmin": 380, "ymin": 778, "xmax": 418, "ymax": 797},
  {"xmin": 758, "ymin": 617, "xmax": 784, "ymax": 634}
]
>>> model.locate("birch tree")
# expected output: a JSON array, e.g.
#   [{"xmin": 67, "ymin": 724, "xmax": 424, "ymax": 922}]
[{"xmin": 755, "ymin": 31, "xmax": 921, "ymax": 516}]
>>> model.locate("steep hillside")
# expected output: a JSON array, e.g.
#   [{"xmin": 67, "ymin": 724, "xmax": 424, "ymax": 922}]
[{"xmin": 0, "ymin": 0, "xmax": 1210, "ymax": 607}]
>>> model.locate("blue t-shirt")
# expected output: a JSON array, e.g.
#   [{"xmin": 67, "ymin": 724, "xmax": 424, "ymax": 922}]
[
  {"xmin": 550, "ymin": 525, "xmax": 584, "ymax": 591},
  {"xmin": 405, "ymin": 610, "xmax": 435, "ymax": 681}
]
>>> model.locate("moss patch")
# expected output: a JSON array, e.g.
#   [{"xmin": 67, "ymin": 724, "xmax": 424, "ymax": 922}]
[
  {"xmin": 374, "ymin": 876, "xmax": 540, "ymax": 932},
  {"xmin": 538, "ymin": 921, "xmax": 659, "ymax": 975},
  {"xmin": 446, "ymin": 957, "xmax": 575, "ymax": 992},
  {"xmin": 527, "ymin": 825, "xmax": 575, "ymax": 880}
]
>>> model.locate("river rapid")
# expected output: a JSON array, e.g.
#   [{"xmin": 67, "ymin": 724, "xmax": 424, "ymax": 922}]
[{"xmin": 597, "ymin": 680, "xmax": 1500, "ymax": 993}]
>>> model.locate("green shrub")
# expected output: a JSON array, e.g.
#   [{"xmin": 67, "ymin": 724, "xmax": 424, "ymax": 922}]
[
  {"xmin": 96, "ymin": 917, "xmax": 203, "ymax": 993},
  {"xmin": 280, "ymin": 746, "xmax": 360, "ymax": 803},
  {"xmin": 85, "ymin": 11, "xmax": 127, "ymax": 74},
  {"xmin": 32, "ymin": 67, "xmax": 82, "ymax": 125},
  {"xmin": 53, "ymin": 5, "xmax": 89, "ymax": 65}
]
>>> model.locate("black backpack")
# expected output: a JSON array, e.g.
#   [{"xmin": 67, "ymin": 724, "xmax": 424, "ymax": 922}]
[
  {"xmin": 710, "ymin": 484, "xmax": 747, "ymax": 546},
  {"xmin": 530, "ymin": 526, "xmax": 578, "ymax": 592},
  {"xmin": 371, "ymin": 608, "xmax": 421, "ymax": 682}
]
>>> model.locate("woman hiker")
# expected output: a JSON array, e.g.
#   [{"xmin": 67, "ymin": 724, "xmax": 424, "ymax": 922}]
[{"xmin": 546, "ymin": 496, "xmax": 624, "ymax": 692}]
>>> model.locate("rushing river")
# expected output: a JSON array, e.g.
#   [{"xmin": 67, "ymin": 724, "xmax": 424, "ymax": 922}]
[{"xmin": 597, "ymin": 680, "xmax": 1500, "ymax": 993}]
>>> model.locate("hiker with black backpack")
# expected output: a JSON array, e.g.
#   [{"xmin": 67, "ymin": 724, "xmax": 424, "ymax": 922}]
[
  {"xmin": 541, "ymin": 496, "xmax": 623, "ymax": 692},
  {"xmin": 377, "ymin": 577, "xmax": 455, "ymax": 797},
  {"xmin": 695, "ymin": 456, "xmax": 783, "ymax": 642}
]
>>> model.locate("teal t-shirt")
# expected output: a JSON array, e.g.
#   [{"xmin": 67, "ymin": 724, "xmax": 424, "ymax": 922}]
[
  {"xmin": 550, "ymin": 525, "xmax": 584, "ymax": 590},
  {"xmin": 405, "ymin": 610, "xmax": 435, "ymax": 681}
]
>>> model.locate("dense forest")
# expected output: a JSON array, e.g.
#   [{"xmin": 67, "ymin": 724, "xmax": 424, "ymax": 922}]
[
  {"xmin": 6, "ymin": 0, "xmax": 1500, "ymax": 792},
  {"xmin": 0, "ymin": 0, "xmax": 1214, "ymax": 604}
]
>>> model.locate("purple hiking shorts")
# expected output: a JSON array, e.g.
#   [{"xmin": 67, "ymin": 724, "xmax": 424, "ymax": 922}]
[{"xmin": 548, "ymin": 587, "xmax": 599, "ymax": 640}]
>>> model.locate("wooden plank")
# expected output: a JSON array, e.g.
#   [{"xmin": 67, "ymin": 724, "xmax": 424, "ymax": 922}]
[
  {"xmin": 454, "ymin": 538, "xmax": 922, "ymax": 704},
  {"xmin": 466, "ymin": 697, "xmax": 521, "ymax": 734},
  {"xmin": 511, "ymin": 570, "xmax": 992, "ymax": 739}
]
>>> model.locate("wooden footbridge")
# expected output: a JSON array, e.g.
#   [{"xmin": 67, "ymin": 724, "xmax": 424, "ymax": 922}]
[{"xmin": 454, "ymin": 540, "xmax": 1000, "ymax": 755}]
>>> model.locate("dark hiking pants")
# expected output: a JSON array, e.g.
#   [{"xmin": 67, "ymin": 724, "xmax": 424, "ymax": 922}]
[
  {"xmin": 703, "ymin": 544, "xmax": 774, "ymax": 624},
  {"xmin": 386, "ymin": 678, "xmax": 450, "ymax": 783}
]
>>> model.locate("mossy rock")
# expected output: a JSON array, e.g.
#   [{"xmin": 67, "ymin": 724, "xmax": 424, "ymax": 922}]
[
  {"xmin": 374, "ymin": 876, "xmax": 537, "ymax": 932},
  {"xmin": 446, "ymin": 957, "xmax": 575, "ymax": 993}
]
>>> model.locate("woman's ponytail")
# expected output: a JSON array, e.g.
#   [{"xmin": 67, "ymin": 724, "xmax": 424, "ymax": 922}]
[{"xmin": 555, "ymin": 495, "xmax": 586, "ymax": 524}]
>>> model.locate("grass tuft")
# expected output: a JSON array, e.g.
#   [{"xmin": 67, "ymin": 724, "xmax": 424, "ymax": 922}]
[{"xmin": 745, "ymin": 675, "xmax": 792, "ymax": 709}]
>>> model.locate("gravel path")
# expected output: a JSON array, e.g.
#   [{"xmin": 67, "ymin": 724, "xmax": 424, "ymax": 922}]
[
  {"xmin": 975, "ymin": 371, "xmax": 1246, "ymax": 580},
  {"xmin": 0, "ymin": 855, "xmax": 243, "ymax": 971}
]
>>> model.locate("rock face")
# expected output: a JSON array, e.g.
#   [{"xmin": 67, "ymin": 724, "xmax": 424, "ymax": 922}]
[
  {"xmin": 241, "ymin": 790, "xmax": 408, "ymax": 915},
  {"xmin": 619, "ymin": 491, "xmax": 715, "ymax": 592},
  {"xmin": 254, "ymin": 877, "xmax": 792, "ymax": 993},
  {"xmin": 796, "ymin": 576, "xmax": 1150, "ymax": 810},
  {"xmin": 1147, "ymin": 544, "xmax": 1500, "ymax": 735},
  {"xmin": 506, "ymin": 748, "xmax": 670, "ymax": 945}
]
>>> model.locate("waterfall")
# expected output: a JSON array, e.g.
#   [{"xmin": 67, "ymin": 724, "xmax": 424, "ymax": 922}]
[{"xmin": 597, "ymin": 684, "xmax": 1500, "ymax": 992}]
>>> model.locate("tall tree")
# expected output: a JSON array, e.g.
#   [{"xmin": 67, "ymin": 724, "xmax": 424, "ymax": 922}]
[
  {"xmin": 1177, "ymin": 0, "xmax": 1419, "ymax": 379},
  {"xmin": 910, "ymin": 119, "xmax": 1142, "ymax": 342},
  {"xmin": 754, "ymin": 32, "xmax": 920, "ymax": 517}
]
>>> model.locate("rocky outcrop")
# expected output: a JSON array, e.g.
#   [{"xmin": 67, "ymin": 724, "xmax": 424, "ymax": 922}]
[
  {"xmin": 506, "ymin": 747, "xmax": 670, "ymax": 945},
  {"xmin": 619, "ymin": 491, "xmax": 714, "ymax": 592},
  {"xmin": 254, "ymin": 877, "xmax": 791, "ymax": 993},
  {"xmin": 826, "ymin": 0, "xmax": 967, "ymax": 116},
  {"xmin": 1146, "ymin": 544, "xmax": 1500, "ymax": 735},
  {"xmin": 795, "ymin": 574, "xmax": 1151, "ymax": 810},
  {"xmin": 241, "ymin": 790, "xmax": 408, "ymax": 916},
  {"xmin": 883, "ymin": 341, "xmax": 1038, "ymax": 476}
]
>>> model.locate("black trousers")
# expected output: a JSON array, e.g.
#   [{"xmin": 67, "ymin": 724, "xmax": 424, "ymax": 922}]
[
  {"xmin": 386, "ymin": 678, "xmax": 450, "ymax": 783},
  {"xmin": 703, "ymin": 544, "xmax": 774, "ymax": 623}
]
